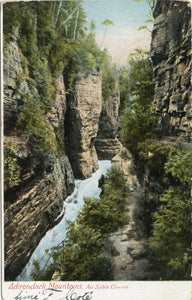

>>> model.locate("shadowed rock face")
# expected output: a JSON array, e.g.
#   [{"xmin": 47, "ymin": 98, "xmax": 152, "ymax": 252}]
[
  {"xmin": 4, "ymin": 28, "xmax": 24, "ymax": 136},
  {"xmin": 64, "ymin": 72, "xmax": 102, "ymax": 179},
  {"xmin": 4, "ymin": 155, "xmax": 74, "ymax": 280},
  {"xmin": 103, "ymin": 1, "xmax": 192, "ymax": 281},
  {"xmin": 6, "ymin": 1, "xmax": 191, "ymax": 281},
  {"xmin": 4, "ymin": 31, "xmax": 120, "ymax": 280},
  {"xmin": 151, "ymin": 0, "xmax": 192, "ymax": 140},
  {"xmin": 4, "ymin": 33, "xmax": 75, "ymax": 280}
]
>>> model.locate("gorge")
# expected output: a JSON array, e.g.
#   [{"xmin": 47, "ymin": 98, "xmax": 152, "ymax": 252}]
[
  {"xmin": 3, "ymin": 0, "xmax": 192, "ymax": 282},
  {"xmin": 16, "ymin": 160, "xmax": 112, "ymax": 281}
]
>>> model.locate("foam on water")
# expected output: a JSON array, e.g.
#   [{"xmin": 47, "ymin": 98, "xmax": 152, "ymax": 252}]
[{"xmin": 16, "ymin": 160, "xmax": 111, "ymax": 281}]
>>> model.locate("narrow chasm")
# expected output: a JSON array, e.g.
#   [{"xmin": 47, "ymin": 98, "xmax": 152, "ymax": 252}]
[{"xmin": 3, "ymin": 0, "xmax": 192, "ymax": 282}]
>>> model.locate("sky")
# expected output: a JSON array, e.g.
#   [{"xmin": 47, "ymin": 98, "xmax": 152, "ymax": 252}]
[{"xmin": 82, "ymin": 0, "xmax": 152, "ymax": 66}]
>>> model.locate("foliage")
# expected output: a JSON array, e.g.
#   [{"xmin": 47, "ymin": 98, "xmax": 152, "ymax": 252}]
[
  {"xmin": 73, "ymin": 34, "xmax": 101, "ymax": 72},
  {"xmin": 102, "ymin": 19, "xmax": 114, "ymax": 27},
  {"xmin": 149, "ymin": 145, "xmax": 192, "ymax": 280},
  {"xmin": 18, "ymin": 95, "xmax": 57, "ymax": 154},
  {"xmin": 138, "ymin": 141, "xmax": 176, "ymax": 178},
  {"xmin": 100, "ymin": 19, "xmax": 114, "ymax": 49},
  {"xmin": 32, "ymin": 259, "xmax": 57, "ymax": 281},
  {"xmin": 132, "ymin": 0, "xmax": 154, "ymax": 33},
  {"xmin": 3, "ymin": 0, "xmax": 118, "ymax": 165},
  {"xmin": 3, "ymin": 1, "xmax": 87, "ymax": 92},
  {"xmin": 32, "ymin": 167, "xmax": 129, "ymax": 280},
  {"xmin": 165, "ymin": 144, "xmax": 192, "ymax": 185},
  {"xmin": 101, "ymin": 50, "xmax": 117, "ymax": 102},
  {"xmin": 120, "ymin": 49, "xmax": 155, "ymax": 155},
  {"xmin": 4, "ymin": 145, "xmax": 20, "ymax": 190},
  {"xmin": 119, "ymin": 66, "xmax": 130, "ymax": 112},
  {"xmin": 78, "ymin": 168, "xmax": 129, "ymax": 234},
  {"xmin": 149, "ymin": 188, "xmax": 191, "ymax": 280},
  {"xmin": 55, "ymin": 225, "xmax": 112, "ymax": 281}
]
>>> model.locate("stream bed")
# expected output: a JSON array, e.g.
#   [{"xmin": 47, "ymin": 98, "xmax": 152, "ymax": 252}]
[{"xmin": 16, "ymin": 160, "xmax": 112, "ymax": 281}]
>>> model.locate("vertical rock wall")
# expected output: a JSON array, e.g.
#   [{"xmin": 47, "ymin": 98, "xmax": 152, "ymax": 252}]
[
  {"xmin": 151, "ymin": 0, "xmax": 192, "ymax": 139},
  {"xmin": 95, "ymin": 79, "xmax": 122, "ymax": 159},
  {"xmin": 64, "ymin": 72, "xmax": 102, "ymax": 179},
  {"xmin": 4, "ymin": 34, "xmax": 75, "ymax": 280},
  {"xmin": 4, "ymin": 28, "xmax": 25, "ymax": 135}
]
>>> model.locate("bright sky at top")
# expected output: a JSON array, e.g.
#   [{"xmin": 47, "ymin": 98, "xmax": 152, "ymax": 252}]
[{"xmin": 83, "ymin": 0, "xmax": 152, "ymax": 66}]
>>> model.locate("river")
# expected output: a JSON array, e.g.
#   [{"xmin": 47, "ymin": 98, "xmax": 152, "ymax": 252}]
[{"xmin": 16, "ymin": 160, "xmax": 112, "ymax": 281}]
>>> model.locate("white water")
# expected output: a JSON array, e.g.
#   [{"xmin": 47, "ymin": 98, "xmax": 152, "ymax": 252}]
[{"xmin": 16, "ymin": 160, "xmax": 111, "ymax": 281}]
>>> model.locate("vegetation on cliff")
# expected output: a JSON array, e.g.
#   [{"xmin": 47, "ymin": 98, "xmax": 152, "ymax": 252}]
[
  {"xmin": 4, "ymin": 1, "xmax": 116, "ymax": 157},
  {"xmin": 120, "ymin": 48, "xmax": 156, "ymax": 155},
  {"xmin": 149, "ymin": 145, "xmax": 192, "ymax": 280},
  {"xmin": 119, "ymin": 47, "xmax": 191, "ymax": 280},
  {"xmin": 32, "ymin": 167, "xmax": 129, "ymax": 280},
  {"xmin": 4, "ymin": 145, "xmax": 21, "ymax": 190},
  {"xmin": 4, "ymin": 0, "xmax": 191, "ymax": 282}
]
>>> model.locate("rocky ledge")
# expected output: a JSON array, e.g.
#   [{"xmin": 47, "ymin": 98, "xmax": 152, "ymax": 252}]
[{"xmin": 106, "ymin": 148, "xmax": 150, "ymax": 280}]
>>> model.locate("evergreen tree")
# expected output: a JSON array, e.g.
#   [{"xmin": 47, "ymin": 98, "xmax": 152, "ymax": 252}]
[
  {"xmin": 149, "ymin": 145, "xmax": 192, "ymax": 280},
  {"xmin": 32, "ymin": 168, "xmax": 129, "ymax": 281},
  {"xmin": 120, "ymin": 49, "xmax": 155, "ymax": 155}
]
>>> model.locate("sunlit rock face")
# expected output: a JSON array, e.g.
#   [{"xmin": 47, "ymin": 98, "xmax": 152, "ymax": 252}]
[
  {"xmin": 4, "ymin": 32, "xmax": 74, "ymax": 280},
  {"xmin": 151, "ymin": 0, "xmax": 192, "ymax": 140},
  {"xmin": 95, "ymin": 79, "xmax": 122, "ymax": 159},
  {"xmin": 65, "ymin": 71, "xmax": 102, "ymax": 179}
]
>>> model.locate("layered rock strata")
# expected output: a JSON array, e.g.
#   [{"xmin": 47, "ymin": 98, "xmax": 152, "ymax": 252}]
[
  {"xmin": 151, "ymin": 0, "xmax": 192, "ymax": 139},
  {"xmin": 4, "ymin": 28, "xmax": 25, "ymax": 135},
  {"xmin": 4, "ymin": 34, "xmax": 74, "ymax": 280},
  {"xmin": 64, "ymin": 72, "xmax": 102, "ymax": 179},
  {"xmin": 95, "ymin": 80, "xmax": 122, "ymax": 159}
]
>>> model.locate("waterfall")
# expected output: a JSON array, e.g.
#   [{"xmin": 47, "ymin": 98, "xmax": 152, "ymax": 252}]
[{"xmin": 16, "ymin": 160, "xmax": 112, "ymax": 281}]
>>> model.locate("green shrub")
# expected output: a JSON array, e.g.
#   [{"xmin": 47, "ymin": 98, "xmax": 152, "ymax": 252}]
[
  {"xmin": 78, "ymin": 168, "xmax": 129, "ymax": 234},
  {"xmin": 18, "ymin": 96, "xmax": 57, "ymax": 155},
  {"xmin": 32, "ymin": 167, "xmax": 129, "ymax": 280},
  {"xmin": 138, "ymin": 141, "xmax": 176, "ymax": 178},
  {"xmin": 149, "ymin": 145, "xmax": 192, "ymax": 280},
  {"xmin": 149, "ymin": 188, "xmax": 191, "ymax": 280},
  {"xmin": 165, "ymin": 144, "xmax": 192, "ymax": 185},
  {"xmin": 120, "ymin": 49, "xmax": 156, "ymax": 155},
  {"xmin": 4, "ymin": 145, "xmax": 20, "ymax": 190}
]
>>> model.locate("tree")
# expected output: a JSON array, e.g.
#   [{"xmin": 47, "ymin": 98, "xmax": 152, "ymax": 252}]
[
  {"xmin": 32, "ymin": 168, "xmax": 129, "ymax": 280},
  {"xmin": 149, "ymin": 145, "xmax": 192, "ymax": 280},
  {"xmin": 78, "ymin": 168, "xmax": 129, "ymax": 234},
  {"xmin": 55, "ymin": 225, "xmax": 112, "ymax": 281},
  {"xmin": 100, "ymin": 19, "xmax": 114, "ymax": 49},
  {"xmin": 4, "ymin": 146, "xmax": 20, "ymax": 190},
  {"xmin": 119, "ymin": 66, "xmax": 130, "ymax": 112},
  {"xmin": 120, "ymin": 49, "xmax": 155, "ymax": 155},
  {"xmin": 101, "ymin": 52, "xmax": 116, "ymax": 101},
  {"xmin": 150, "ymin": 187, "xmax": 191, "ymax": 280},
  {"xmin": 133, "ymin": 0, "xmax": 154, "ymax": 32}
]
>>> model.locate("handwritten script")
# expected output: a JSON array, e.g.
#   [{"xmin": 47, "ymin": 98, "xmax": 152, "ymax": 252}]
[{"xmin": 14, "ymin": 288, "xmax": 94, "ymax": 300}]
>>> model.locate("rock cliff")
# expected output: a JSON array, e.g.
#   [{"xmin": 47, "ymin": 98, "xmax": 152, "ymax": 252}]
[
  {"xmin": 4, "ymin": 33, "xmax": 74, "ymax": 280},
  {"xmin": 64, "ymin": 71, "xmax": 102, "ymax": 179},
  {"xmin": 95, "ymin": 79, "xmax": 122, "ymax": 159},
  {"xmin": 4, "ymin": 30, "xmax": 120, "ymax": 280},
  {"xmin": 151, "ymin": 0, "xmax": 192, "ymax": 140},
  {"xmin": 102, "ymin": 0, "xmax": 192, "ymax": 280}
]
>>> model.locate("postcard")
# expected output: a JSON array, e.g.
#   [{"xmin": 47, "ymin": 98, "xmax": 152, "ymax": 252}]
[{"xmin": 1, "ymin": 0, "xmax": 192, "ymax": 299}]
